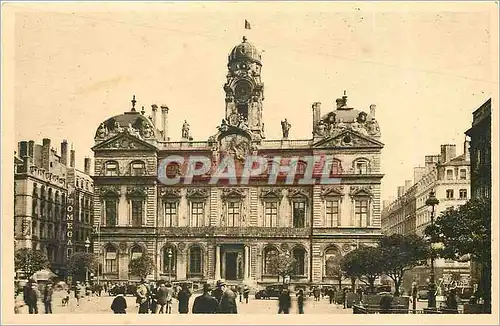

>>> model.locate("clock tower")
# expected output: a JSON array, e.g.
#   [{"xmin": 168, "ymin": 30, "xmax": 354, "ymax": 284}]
[{"xmin": 224, "ymin": 36, "xmax": 265, "ymax": 140}]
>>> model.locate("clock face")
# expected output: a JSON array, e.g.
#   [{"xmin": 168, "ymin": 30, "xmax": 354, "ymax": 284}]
[{"xmin": 234, "ymin": 81, "xmax": 252, "ymax": 101}]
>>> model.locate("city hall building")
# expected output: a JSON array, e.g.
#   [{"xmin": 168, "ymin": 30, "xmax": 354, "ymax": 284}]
[{"xmin": 92, "ymin": 37, "xmax": 384, "ymax": 286}]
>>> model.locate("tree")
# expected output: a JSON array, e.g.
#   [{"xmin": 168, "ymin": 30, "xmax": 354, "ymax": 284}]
[
  {"xmin": 15, "ymin": 248, "xmax": 50, "ymax": 278},
  {"xmin": 341, "ymin": 246, "xmax": 384, "ymax": 293},
  {"xmin": 128, "ymin": 254, "xmax": 155, "ymax": 279},
  {"xmin": 379, "ymin": 234, "xmax": 429, "ymax": 296},
  {"xmin": 425, "ymin": 198, "xmax": 491, "ymax": 312},
  {"xmin": 268, "ymin": 252, "xmax": 297, "ymax": 283},
  {"xmin": 67, "ymin": 252, "xmax": 98, "ymax": 281},
  {"xmin": 325, "ymin": 255, "xmax": 344, "ymax": 290}
]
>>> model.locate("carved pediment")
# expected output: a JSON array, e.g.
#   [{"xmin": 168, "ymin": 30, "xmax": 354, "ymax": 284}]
[
  {"xmin": 288, "ymin": 188, "xmax": 310, "ymax": 200},
  {"xmin": 260, "ymin": 187, "xmax": 283, "ymax": 200},
  {"xmin": 100, "ymin": 185, "xmax": 120, "ymax": 197},
  {"xmin": 349, "ymin": 185, "xmax": 374, "ymax": 198},
  {"xmin": 186, "ymin": 188, "xmax": 209, "ymax": 199},
  {"xmin": 126, "ymin": 186, "xmax": 147, "ymax": 198},
  {"xmin": 92, "ymin": 132, "xmax": 158, "ymax": 152},
  {"xmin": 159, "ymin": 187, "xmax": 181, "ymax": 199},
  {"xmin": 320, "ymin": 186, "xmax": 344, "ymax": 198},
  {"xmin": 313, "ymin": 130, "xmax": 383, "ymax": 149},
  {"xmin": 221, "ymin": 188, "xmax": 247, "ymax": 199}
]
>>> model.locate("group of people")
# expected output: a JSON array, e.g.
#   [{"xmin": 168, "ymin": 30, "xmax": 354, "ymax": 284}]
[
  {"xmin": 17, "ymin": 279, "xmax": 56, "ymax": 314},
  {"xmin": 111, "ymin": 279, "xmax": 241, "ymax": 314}
]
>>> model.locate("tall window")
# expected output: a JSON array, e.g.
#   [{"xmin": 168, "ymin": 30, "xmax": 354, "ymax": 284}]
[
  {"xmin": 325, "ymin": 199, "xmax": 340, "ymax": 227},
  {"xmin": 264, "ymin": 247, "xmax": 278, "ymax": 275},
  {"xmin": 163, "ymin": 247, "xmax": 176, "ymax": 274},
  {"xmin": 354, "ymin": 199, "xmax": 369, "ymax": 227},
  {"xmin": 105, "ymin": 199, "xmax": 118, "ymax": 226},
  {"xmin": 446, "ymin": 169, "xmax": 454, "ymax": 180},
  {"xmin": 130, "ymin": 161, "xmax": 146, "ymax": 176},
  {"xmin": 105, "ymin": 245, "xmax": 118, "ymax": 273},
  {"xmin": 330, "ymin": 159, "xmax": 343, "ymax": 175},
  {"xmin": 32, "ymin": 185, "xmax": 38, "ymax": 216},
  {"xmin": 164, "ymin": 202, "xmax": 177, "ymax": 227},
  {"xmin": 130, "ymin": 246, "xmax": 143, "ymax": 260},
  {"xmin": 292, "ymin": 201, "xmax": 306, "ymax": 228},
  {"xmin": 296, "ymin": 162, "xmax": 306, "ymax": 175},
  {"xmin": 264, "ymin": 202, "xmax": 278, "ymax": 227},
  {"xmin": 292, "ymin": 247, "xmax": 306, "ymax": 276},
  {"xmin": 459, "ymin": 169, "xmax": 467, "ymax": 180},
  {"xmin": 446, "ymin": 189, "xmax": 454, "ymax": 199},
  {"xmin": 189, "ymin": 246, "xmax": 202, "ymax": 274},
  {"xmin": 105, "ymin": 161, "xmax": 119, "ymax": 176},
  {"xmin": 227, "ymin": 202, "xmax": 240, "ymax": 227},
  {"xmin": 190, "ymin": 202, "xmax": 204, "ymax": 227},
  {"xmin": 131, "ymin": 200, "xmax": 143, "ymax": 227},
  {"xmin": 459, "ymin": 189, "xmax": 467, "ymax": 199},
  {"xmin": 324, "ymin": 247, "xmax": 341, "ymax": 277}
]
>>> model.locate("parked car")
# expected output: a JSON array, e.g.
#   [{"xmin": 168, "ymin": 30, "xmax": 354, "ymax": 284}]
[
  {"xmin": 417, "ymin": 289, "xmax": 429, "ymax": 301},
  {"xmin": 255, "ymin": 283, "xmax": 285, "ymax": 299}
]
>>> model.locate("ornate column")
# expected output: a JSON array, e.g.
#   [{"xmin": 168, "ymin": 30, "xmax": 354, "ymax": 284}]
[
  {"xmin": 215, "ymin": 245, "xmax": 221, "ymax": 280},
  {"xmin": 244, "ymin": 245, "xmax": 250, "ymax": 279}
]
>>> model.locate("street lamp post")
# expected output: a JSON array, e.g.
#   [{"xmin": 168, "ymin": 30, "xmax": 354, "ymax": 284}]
[
  {"xmin": 85, "ymin": 237, "xmax": 91, "ymax": 282},
  {"xmin": 167, "ymin": 249, "xmax": 173, "ymax": 283},
  {"xmin": 425, "ymin": 190, "xmax": 439, "ymax": 310}
]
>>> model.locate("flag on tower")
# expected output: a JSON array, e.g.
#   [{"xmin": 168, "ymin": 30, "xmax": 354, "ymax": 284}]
[{"xmin": 245, "ymin": 19, "xmax": 252, "ymax": 30}]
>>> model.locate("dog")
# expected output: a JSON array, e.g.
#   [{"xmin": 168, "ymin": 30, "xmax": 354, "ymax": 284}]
[{"xmin": 61, "ymin": 294, "xmax": 70, "ymax": 306}]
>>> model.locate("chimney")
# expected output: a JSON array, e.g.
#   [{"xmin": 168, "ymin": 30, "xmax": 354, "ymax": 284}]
[
  {"xmin": 60, "ymin": 140, "xmax": 68, "ymax": 165},
  {"xmin": 370, "ymin": 104, "xmax": 376, "ymax": 117},
  {"xmin": 397, "ymin": 186, "xmax": 405, "ymax": 198},
  {"xmin": 404, "ymin": 180, "xmax": 413, "ymax": 191},
  {"xmin": 440, "ymin": 144, "xmax": 457, "ymax": 164},
  {"xmin": 414, "ymin": 167, "xmax": 426, "ymax": 183},
  {"xmin": 70, "ymin": 149, "xmax": 75, "ymax": 168},
  {"xmin": 19, "ymin": 141, "xmax": 28, "ymax": 158},
  {"xmin": 151, "ymin": 104, "xmax": 158, "ymax": 127},
  {"xmin": 161, "ymin": 105, "xmax": 169, "ymax": 141},
  {"xmin": 464, "ymin": 138, "xmax": 471, "ymax": 161},
  {"xmin": 312, "ymin": 102, "xmax": 321, "ymax": 130},
  {"xmin": 84, "ymin": 157, "xmax": 91, "ymax": 174},
  {"xmin": 28, "ymin": 141, "xmax": 35, "ymax": 158},
  {"xmin": 42, "ymin": 138, "xmax": 51, "ymax": 170},
  {"xmin": 425, "ymin": 155, "xmax": 440, "ymax": 169}
]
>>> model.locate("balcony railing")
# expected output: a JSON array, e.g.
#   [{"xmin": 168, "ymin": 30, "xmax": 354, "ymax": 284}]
[{"xmin": 158, "ymin": 226, "xmax": 309, "ymax": 237}]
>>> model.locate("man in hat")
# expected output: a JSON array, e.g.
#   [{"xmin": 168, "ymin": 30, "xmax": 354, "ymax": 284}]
[
  {"xmin": 24, "ymin": 279, "xmax": 39, "ymax": 314},
  {"xmin": 43, "ymin": 281, "xmax": 54, "ymax": 314},
  {"xmin": 218, "ymin": 280, "xmax": 238, "ymax": 314},
  {"xmin": 135, "ymin": 279, "xmax": 149, "ymax": 314},
  {"xmin": 212, "ymin": 280, "xmax": 224, "ymax": 306},
  {"xmin": 193, "ymin": 283, "xmax": 218, "ymax": 314}
]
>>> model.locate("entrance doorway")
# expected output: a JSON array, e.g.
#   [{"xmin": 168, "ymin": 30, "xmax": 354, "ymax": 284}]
[{"xmin": 225, "ymin": 252, "xmax": 238, "ymax": 280}]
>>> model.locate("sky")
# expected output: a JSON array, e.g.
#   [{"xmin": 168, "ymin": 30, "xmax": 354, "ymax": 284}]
[{"xmin": 9, "ymin": 2, "xmax": 498, "ymax": 201}]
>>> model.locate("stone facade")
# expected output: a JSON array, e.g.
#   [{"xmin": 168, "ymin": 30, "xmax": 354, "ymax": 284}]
[
  {"xmin": 14, "ymin": 139, "xmax": 94, "ymax": 277},
  {"xmin": 92, "ymin": 37, "xmax": 384, "ymax": 286}
]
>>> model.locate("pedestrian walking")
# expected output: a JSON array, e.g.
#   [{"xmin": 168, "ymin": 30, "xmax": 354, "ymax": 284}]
[
  {"xmin": 155, "ymin": 281, "xmax": 168, "ymax": 313},
  {"xmin": 192, "ymin": 283, "xmax": 218, "ymax": 314},
  {"xmin": 342, "ymin": 288, "xmax": 348, "ymax": 309},
  {"xmin": 24, "ymin": 280, "xmax": 39, "ymax": 314},
  {"xmin": 278, "ymin": 289, "xmax": 291, "ymax": 314},
  {"xmin": 297, "ymin": 289, "xmax": 305, "ymax": 314},
  {"xmin": 165, "ymin": 283, "xmax": 174, "ymax": 314},
  {"xmin": 136, "ymin": 279, "xmax": 149, "ymax": 314},
  {"xmin": 149, "ymin": 282, "xmax": 158, "ymax": 314},
  {"xmin": 243, "ymin": 285, "xmax": 250, "ymax": 304},
  {"xmin": 43, "ymin": 281, "xmax": 53, "ymax": 314},
  {"xmin": 75, "ymin": 281, "xmax": 84, "ymax": 306},
  {"xmin": 217, "ymin": 280, "xmax": 238, "ymax": 314},
  {"xmin": 111, "ymin": 288, "xmax": 127, "ymax": 314},
  {"xmin": 177, "ymin": 284, "xmax": 191, "ymax": 314}
]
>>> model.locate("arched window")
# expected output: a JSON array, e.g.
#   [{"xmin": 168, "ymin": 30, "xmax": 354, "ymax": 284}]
[
  {"xmin": 130, "ymin": 245, "xmax": 143, "ymax": 260},
  {"xmin": 292, "ymin": 247, "xmax": 306, "ymax": 276},
  {"xmin": 165, "ymin": 163, "xmax": 181, "ymax": 178},
  {"xmin": 104, "ymin": 161, "xmax": 119, "ymax": 176},
  {"xmin": 263, "ymin": 247, "xmax": 278, "ymax": 275},
  {"xmin": 163, "ymin": 246, "xmax": 177, "ymax": 275},
  {"xmin": 130, "ymin": 161, "xmax": 146, "ymax": 176},
  {"xmin": 353, "ymin": 158, "xmax": 370, "ymax": 174},
  {"xmin": 105, "ymin": 245, "xmax": 118, "ymax": 273},
  {"xmin": 32, "ymin": 184, "xmax": 38, "ymax": 216},
  {"xmin": 324, "ymin": 246, "xmax": 341, "ymax": 277},
  {"xmin": 189, "ymin": 246, "xmax": 202, "ymax": 275}
]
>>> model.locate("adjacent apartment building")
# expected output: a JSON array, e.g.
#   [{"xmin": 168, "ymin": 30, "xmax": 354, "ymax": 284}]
[{"xmin": 14, "ymin": 139, "xmax": 94, "ymax": 278}]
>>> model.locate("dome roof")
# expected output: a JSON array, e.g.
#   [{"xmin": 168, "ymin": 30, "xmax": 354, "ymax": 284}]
[
  {"xmin": 95, "ymin": 111, "xmax": 161, "ymax": 140},
  {"xmin": 229, "ymin": 36, "xmax": 262, "ymax": 64}
]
